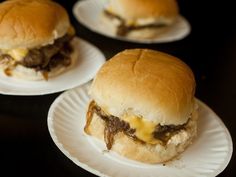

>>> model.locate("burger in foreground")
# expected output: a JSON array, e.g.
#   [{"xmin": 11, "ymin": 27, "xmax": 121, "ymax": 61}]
[
  {"xmin": 85, "ymin": 49, "xmax": 198, "ymax": 163},
  {"xmin": 0, "ymin": 0, "xmax": 77, "ymax": 80},
  {"xmin": 101, "ymin": 0, "xmax": 179, "ymax": 39}
]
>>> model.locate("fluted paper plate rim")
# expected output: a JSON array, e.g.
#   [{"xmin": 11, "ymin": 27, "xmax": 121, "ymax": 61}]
[{"xmin": 48, "ymin": 82, "xmax": 233, "ymax": 177}]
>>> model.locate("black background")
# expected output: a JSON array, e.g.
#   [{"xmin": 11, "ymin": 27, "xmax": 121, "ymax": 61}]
[{"xmin": 0, "ymin": 0, "xmax": 235, "ymax": 176}]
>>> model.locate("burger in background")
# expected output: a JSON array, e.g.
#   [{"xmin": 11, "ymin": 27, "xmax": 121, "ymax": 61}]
[
  {"xmin": 0, "ymin": 0, "xmax": 77, "ymax": 80},
  {"xmin": 101, "ymin": 0, "xmax": 179, "ymax": 39},
  {"xmin": 85, "ymin": 49, "xmax": 198, "ymax": 163}
]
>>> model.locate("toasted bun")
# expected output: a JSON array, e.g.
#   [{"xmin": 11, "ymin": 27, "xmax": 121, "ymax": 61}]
[
  {"xmin": 90, "ymin": 49, "xmax": 196, "ymax": 125},
  {"xmin": 0, "ymin": 0, "xmax": 70, "ymax": 49},
  {"xmin": 0, "ymin": 38, "xmax": 79, "ymax": 80},
  {"xmin": 106, "ymin": 0, "xmax": 179, "ymax": 25},
  {"xmin": 86, "ymin": 107, "xmax": 197, "ymax": 163}
]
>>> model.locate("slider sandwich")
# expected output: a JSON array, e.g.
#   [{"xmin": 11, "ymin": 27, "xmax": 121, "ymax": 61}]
[
  {"xmin": 85, "ymin": 49, "xmax": 198, "ymax": 163},
  {"xmin": 101, "ymin": 0, "xmax": 179, "ymax": 39},
  {"xmin": 0, "ymin": 0, "xmax": 77, "ymax": 80}
]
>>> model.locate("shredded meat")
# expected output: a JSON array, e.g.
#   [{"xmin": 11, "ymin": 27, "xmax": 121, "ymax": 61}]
[
  {"xmin": 85, "ymin": 101, "xmax": 137, "ymax": 150},
  {"xmin": 153, "ymin": 122, "xmax": 188, "ymax": 144},
  {"xmin": 0, "ymin": 34, "xmax": 73, "ymax": 73},
  {"xmin": 85, "ymin": 100, "xmax": 188, "ymax": 149},
  {"xmin": 20, "ymin": 34, "xmax": 73, "ymax": 71}
]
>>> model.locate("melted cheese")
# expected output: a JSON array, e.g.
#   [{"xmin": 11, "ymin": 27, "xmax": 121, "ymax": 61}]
[
  {"xmin": 5, "ymin": 48, "xmax": 29, "ymax": 61},
  {"xmin": 122, "ymin": 115, "xmax": 159, "ymax": 144}
]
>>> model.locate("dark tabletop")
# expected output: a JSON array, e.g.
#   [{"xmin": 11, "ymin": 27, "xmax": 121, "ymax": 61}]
[{"xmin": 0, "ymin": 0, "xmax": 235, "ymax": 176}]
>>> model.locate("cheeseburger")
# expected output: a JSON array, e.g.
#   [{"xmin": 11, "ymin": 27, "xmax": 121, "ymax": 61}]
[
  {"xmin": 0, "ymin": 0, "xmax": 77, "ymax": 80},
  {"xmin": 85, "ymin": 49, "xmax": 198, "ymax": 163},
  {"xmin": 101, "ymin": 0, "xmax": 179, "ymax": 39}
]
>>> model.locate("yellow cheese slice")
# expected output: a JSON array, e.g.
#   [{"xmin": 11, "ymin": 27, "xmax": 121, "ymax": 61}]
[
  {"xmin": 122, "ymin": 115, "xmax": 159, "ymax": 144},
  {"xmin": 7, "ymin": 48, "xmax": 29, "ymax": 61}
]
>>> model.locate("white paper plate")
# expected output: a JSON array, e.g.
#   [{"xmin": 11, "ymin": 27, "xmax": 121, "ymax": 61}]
[
  {"xmin": 0, "ymin": 37, "xmax": 105, "ymax": 96},
  {"xmin": 73, "ymin": 0, "xmax": 191, "ymax": 44},
  {"xmin": 48, "ymin": 82, "xmax": 233, "ymax": 177}
]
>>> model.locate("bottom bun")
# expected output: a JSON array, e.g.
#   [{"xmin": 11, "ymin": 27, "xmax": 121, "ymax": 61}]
[
  {"xmin": 100, "ymin": 13, "xmax": 173, "ymax": 40},
  {"xmin": 86, "ymin": 106, "xmax": 198, "ymax": 163},
  {"xmin": 126, "ymin": 27, "xmax": 171, "ymax": 40},
  {"xmin": 0, "ymin": 38, "xmax": 79, "ymax": 81}
]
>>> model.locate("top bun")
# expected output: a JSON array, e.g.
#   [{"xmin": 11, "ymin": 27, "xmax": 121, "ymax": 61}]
[
  {"xmin": 90, "ymin": 49, "xmax": 196, "ymax": 125},
  {"xmin": 0, "ymin": 0, "xmax": 70, "ymax": 49},
  {"xmin": 106, "ymin": 0, "xmax": 179, "ymax": 25}
]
